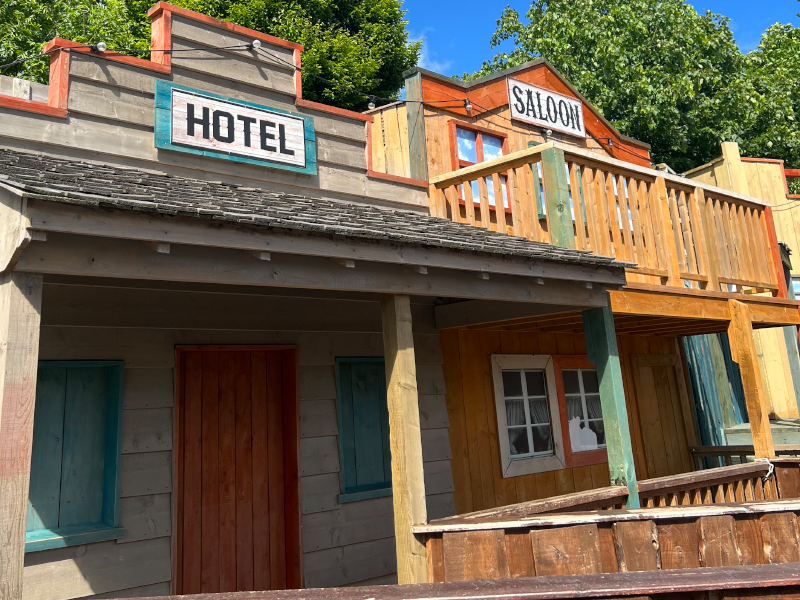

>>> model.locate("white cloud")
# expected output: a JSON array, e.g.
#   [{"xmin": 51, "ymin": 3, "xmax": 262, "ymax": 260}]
[{"xmin": 409, "ymin": 29, "xmax": 453, "ymax": 74}]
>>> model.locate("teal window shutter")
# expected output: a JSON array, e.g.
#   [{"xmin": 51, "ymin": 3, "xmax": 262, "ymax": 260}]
[
  {"xmin": 337, "ymin": 358, "xmax": 391, "ymax": 500},
  {"xmin": 26, "ymin": 361, "xmax": 125, "ymax": 552}
]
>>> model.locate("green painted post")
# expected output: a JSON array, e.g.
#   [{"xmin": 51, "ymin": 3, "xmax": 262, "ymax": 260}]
[
  {"xmin": 539, "ymin": 147, "xmax": 575, "ymax": 249},
  {"xmin": 583, "ymin": 299, "xmax": 640, "ymax": 508}
]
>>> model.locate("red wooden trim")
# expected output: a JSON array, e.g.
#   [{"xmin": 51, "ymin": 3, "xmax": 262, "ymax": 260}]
[
  {"xmin": 366, "ymin": 170, "xmax": 428, "ymax": 189},
  {"xmin": 789, "ymin": 195, "xmax": 800, "ymax": 200},
  {"xmin": 741, "ymin": 157, "xmax": 785, "ymax": 165},
  {"xmin": 0, "ymin": 95, "xmax": 67, "ymax": 118},
  {"xmin": 294, "ymin": 46, "xmax": 302, "ymax": 99},
  {"xmin": 785, "ymin": 169, "xmax": 800, "ymax": 178},
  {"xmin": 551, "ymin": 355, "xmax": 608, "ymax": 470},
  {"xmin": 764, "ymin": 206, "xmax": 788, "ymax": 298},
  {"xmin": 296, "ymin": 98, "xmax": 373, "ymax": 122},
  {"xmin": 47, "ymin": 44, "xmax": 70, "ymax": 112},
  {"xmin": 43, "ymin": 37, "xmax": 171, "ymax": 74},
  {"xmin": 150, "ymin": 7, "xmax": 172, "ymax": 69},
  {"xmin": 147, "ymin": 2, "xmax": 303, "ymax": 52},
  {"xmin": 450, "ymin": 119, "xmax": 511, "ymax": 140}
]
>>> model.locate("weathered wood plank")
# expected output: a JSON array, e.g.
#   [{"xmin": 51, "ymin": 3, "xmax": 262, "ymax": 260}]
[
  {"xmin": 0, "ymin": 272, "xmax": 43, "ymax": 600},
  {"xmin": 657, "ymin": 522, "xmax": 700, "ymax": 570},
  {"xmin": 530, "ymin": 524, "xmax": 603, "ymax": 576},
  {"xmin": 123, "ymin": 368, "xmax": 174, "ymax": 409},
  {"xmin": 698, "ymin": 515, "xmax": 740, "ymax": 567},
  {"xmin": 121, "ymin": 407, "xmax": 173, "ymax": 454},
  {"xmin": 761, "ymin": 513, "xmax": 800, "ymax": 564},
  {"xmin": 612, "ymin": 520, "xmax": 660, "ymax": 572},
  {"xmin": 442, "ymin": 530, "xmax": 510, "ymax": 582},
  {"xmin": 117, "ymin": 493, "xmax": 172, "ymax": 544},
  {"xmin": 119, "ymin": 451, "xmax": 172, "ymax": 498}
]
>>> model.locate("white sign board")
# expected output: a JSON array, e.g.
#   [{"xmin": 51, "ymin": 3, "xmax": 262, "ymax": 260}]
[
  {"xmin": 170, "ymin": 89, "xmax": 307, "ymax": 168},
  {"xmin": 506, "ymin": 78, "xmax": 585, "ymax": 138}
]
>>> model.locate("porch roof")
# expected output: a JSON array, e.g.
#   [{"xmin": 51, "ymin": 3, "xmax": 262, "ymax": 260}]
[{"xmin": 0, "ymin": 148, "xmax": 626, "ymax": 271}]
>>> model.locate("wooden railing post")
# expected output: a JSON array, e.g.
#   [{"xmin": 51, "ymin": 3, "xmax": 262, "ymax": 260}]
[
  {"xmin": 583, "ymin": 299, "xmax": 640, "ymax": 508},
  {"xmin": 540, "ymin": 147, "xmax": 575, "ymax": 249},
  {"xmin": 381, "ymin": 294, "xmax": 428, "ymax": 584},
  {"xmin": 727, "ymin": 299, "xmax": 775, "ymax": 460},
  {"xmin": 653, "ymin": 177, "xmax": 682, "ymax": 286},
  {"xmin": 0, "ymin": 272, "xmax": 43, "ymax": 600},
  {"xmin": 694, "ymin": 187, "xmax": 720, "ymax": 291}
]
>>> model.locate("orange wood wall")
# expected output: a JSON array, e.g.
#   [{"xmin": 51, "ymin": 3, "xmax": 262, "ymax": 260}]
[{"xmin": 440, "ymin": 329, "xmax": 696, "ymax": 514}]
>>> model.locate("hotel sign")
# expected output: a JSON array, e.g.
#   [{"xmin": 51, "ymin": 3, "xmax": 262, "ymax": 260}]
[
  {"xmin": 507, "ymin": 78, "xmax": 585, "ymax": 138},
  {"xmin": 154, "ymin": 81, "xmax": 316, "ymax": 175}
]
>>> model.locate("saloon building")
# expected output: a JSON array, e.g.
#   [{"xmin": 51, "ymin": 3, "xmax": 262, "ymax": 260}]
[{"xmin": 1, "ymin": 5, "xmax": 800, "ymax": 600}]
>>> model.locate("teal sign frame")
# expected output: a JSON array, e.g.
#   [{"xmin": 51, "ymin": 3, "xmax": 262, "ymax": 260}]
[{"xmin": 154, "ymin": 80, "xmax": 317, "ymax": 175}]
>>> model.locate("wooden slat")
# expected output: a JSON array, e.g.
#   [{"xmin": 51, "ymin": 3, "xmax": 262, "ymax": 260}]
[
  {"xmin": 627, "ymin": 178, "xmax": 647, "ymax": 268},
  {"xmin": 667, "ymin": 188, "xmax": 688, "ymax": 275},
  {"xmin": 598, "ymin": 524, "xmax": 619, "ymax": 573},
  {"xmin": 505, "ymin": 530, "xmax": 535, "ymax": 578},
  {"xmin": 235, "ymin": 351, "xmax": 254, "ymax": 591},
  {"xmin": 677, "ymin": 191, "xmax": 699, "ymax": 276},
  {"xmin": 183, "ymin": 351, "xmax": 204, "ymax": 594},
  {"xmin": 569, "ymin": 162, "xmax": 588, "ymax": 251},
  {"xmin": 463, "ymin": 180, "xmax": 476, "ymax": 226},
  {"xmin": 775, "ymin": 465, "xmax": 800, "ymax": 499},
  {"xmin": 266, "ymin": 352, "xmax": 287, "ymax": 589},
  {"xmin": 582, "ymin": 166, "xmax": 604, "ymax": 255},
  {"xmin": 698, "ymin": 515, "xmax": 740, "ymax": 567},
  {"xmin": 445, "ymin": 186, "xmax": 463, "ymax": 224},
  {"xmin": 442, "ymin": 530, "xmax": 510, "ymax": 582},
  {"xmin": 201, "ymin": 352, "xmax": 221, "ymax": 592},
  {"xmin": 658, "ymin": 522, "xmax": 700, "ymax": 570},
  {"xmin": 478, "ymin": 176, "xmax": 492, "ymax": 230},
  {"xmin": 735, "ymin": 515, "xmax": 765, "ymax": 566},
  {"xmin": 605, "ymin": 172, "xmax": 623, "ymax": 258},
  {"xmin": 218, "ymin": 352, "xmax": 238, "ymax": 592},
  {"xmin": 251, "ymin": 351, "xmax": 272, "ymax": 590},
  {"xmin": 612, "ymin": 520, "xmax": 660, "ymax": 572},
  {"xmin": 530, "ymin": 524, "xmax": 603, "ymax": 576},
  {"xmin": 426, "ymin": 535, "xmax": 445, "ymax": 583},
  {"xmin": 654, "ymin": 178, "xmax": 682, "ymax": 285},
  {"xmin": 492, "ymin": 173, "xmax": 506, "ymax": 233},
  {"xmin": 281, "ymin": 348, "xmax": 302, "ymax": 589},
  {"xmin": 761, "ymin": 513, "xmax": 800, "ymax": 564},
  {"xmin": 616, "ymin": 174, "xmax": 635, "ymax": 262}
]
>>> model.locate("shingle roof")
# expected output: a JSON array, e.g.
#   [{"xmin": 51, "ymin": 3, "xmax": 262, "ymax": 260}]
[{"xmin": 0, "ymin": 148, "xmax": 625, "ymax": 270}]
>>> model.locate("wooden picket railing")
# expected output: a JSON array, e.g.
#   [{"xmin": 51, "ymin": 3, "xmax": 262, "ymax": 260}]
[{"xmin": 428, "ymin": 142, "xmax": 784, "ymax": 295}]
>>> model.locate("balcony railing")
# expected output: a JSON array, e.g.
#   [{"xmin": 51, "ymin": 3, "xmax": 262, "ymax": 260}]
[{"xmin": 428, "ymin": 142, "xmax": 783, "ymax": 295}]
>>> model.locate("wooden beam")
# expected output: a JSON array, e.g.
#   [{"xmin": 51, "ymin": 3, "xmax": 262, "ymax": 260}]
[
  {"xmin": 381, "ymin": 294, "xmax": 428, "ymax": 584},
  {"xmin": 0, "ymin": 272, "xmax": 43, "ymax": 600},
  {"xmin": 583, "ymin": 299, "xmax": 640, "ymax": 508},
  {"xmin": 0, "ymin": 184, "xmax": 31, "ymax": 275},
  {"xmin": 434, "ymin": 300, "xmax": 602, "ymax": 330},
  {"xmin": 26, "ymin": 200, "xmax": 626, "ymax": 286},
  {"xmin": 17, "ymin": 233, "xmax": 620, "ymax": 305},
  {"xmin": 540, "ymin": 148, "xmax": 576, "ymax": 250},
  {"xmin": 404, "ymin": 72, "xmax": 428, "ymax": 182},
  {"xmin": 609, "ymin": 288, "xmax": 731, "ymax": 321},
  {"xmin": 727, "ymin": 299, "xmax": 775, "ymax": 459}
]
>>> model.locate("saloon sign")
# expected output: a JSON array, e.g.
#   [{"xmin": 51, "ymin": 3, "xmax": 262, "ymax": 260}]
[
  {"xmin": 154, "ymin": 81, "xmax": 317, "ymax": 175},
  {"xmin": 507, "ymin": 78, "xmax": 585, "ymax": 138}
]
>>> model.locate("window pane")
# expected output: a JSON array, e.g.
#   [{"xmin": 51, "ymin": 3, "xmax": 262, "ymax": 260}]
[
  {"xmin": 588, "ymin": 419, "xmax": 606, "ymax": 446},
  {"xmin": 456, "ymin": 128, "xmax": 477, "ymax": 163},
  {"xmin": 582, "ymin": 370, "xmax": 599, "ymax": 393},
  {"xmin": 486, "ymin": 177, "xmax": 496, "ymax": 207},
  {"xmin": 566, "ymin": 396, "xmax": 583, "ymax": 421},
  {"xmin": 525, "ymin": 370, "xmax": 546, "ymax": 396},
  {"xmin": 502, "ymin": 371, "xmax": 523, "ymax": 397},
  {"xmin": 562, "ymin": 370, "xmax": 580, "ymax": 394},
  {"xmin": 505, "ymin": 398, "xmax": 526, "ymax": 426},
  {"xmin": 586, "ymin": 394, "xmax": 602, "ymax": 419},
  {"xmin": 792, "ymin": 277, "xmax": 800, "ymax": 297},
  {"xmin": 528, "ymin": 398, "xmax": 550, "ymax": 425},
  {"xmin": 531, "ymin": 425, "xmax": 553, "ymax": 453},
  {"xmin": 483, "ymin": 135, "xmax": 503, "ymax": 161},
  {"xmin": 508, "ymin": 427, "xmax": 530, "ymax": 455}
]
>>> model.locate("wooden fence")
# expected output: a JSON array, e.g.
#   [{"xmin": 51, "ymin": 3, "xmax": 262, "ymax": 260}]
[{"xmin": 428, "ymin": 143, "xmax": 784, "ymax": 295}]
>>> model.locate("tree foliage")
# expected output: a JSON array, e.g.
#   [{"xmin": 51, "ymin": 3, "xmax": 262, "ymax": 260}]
[
  {"xmin": 468, "ymin": 0, "xmax": 800, "ymax": 173},
  {"xmin": 0, "ymin": 0, "xmax": 420, "ymax": 110}
]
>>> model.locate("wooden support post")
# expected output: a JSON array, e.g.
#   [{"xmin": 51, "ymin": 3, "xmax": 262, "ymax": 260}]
[
  {"xmin": 381, "ymin": 294, "xmax": 428, "ymax": 584},
  {"xmin": 0, "ymin": 272, "xmax": 43, "ymax": 600},
  {"xmin": 721, "ymin": 141, "xmax": 751, "ymax": 196},
  {"xmin": 582, "ymin": 299, "xmax": 640, "ymax": 508},
  {"xmin": 540, "ymin": 147, "xmax": 576, "ymax": 249},
  {"xmin": 727, "ymin": 299, "xmax": 776, "ymax": 459},
  {"xmin": 404, "ymin": 71, "xmax": 428, "ymax": 182}
]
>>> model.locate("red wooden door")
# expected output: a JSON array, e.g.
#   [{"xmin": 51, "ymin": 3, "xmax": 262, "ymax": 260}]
[{"xmin": 174, "ymin": 346, "xmax": 301, "ymax": 593}]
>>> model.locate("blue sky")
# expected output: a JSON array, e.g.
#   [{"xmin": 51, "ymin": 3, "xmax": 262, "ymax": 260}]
[{"xmin": 402, "ymin": 0, "xmax": 800, "ymax": 78}]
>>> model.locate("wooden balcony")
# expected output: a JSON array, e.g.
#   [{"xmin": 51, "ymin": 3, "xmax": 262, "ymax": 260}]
[{"xmin": 428, "ymin": 142, "xmax": 785, "ymax": 297}]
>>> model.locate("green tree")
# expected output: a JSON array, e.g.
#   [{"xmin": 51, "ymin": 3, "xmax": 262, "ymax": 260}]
[
  {"xmin": 741, "ymin": 22, "xmax": 800, "ymax": 179},
  {"xmin": 468, "ymin": 0, "xmax": 754, "ymax": 172},
  {"xmin": 0, "ymin": 0, "xmax": 419, "ymax": 111}
]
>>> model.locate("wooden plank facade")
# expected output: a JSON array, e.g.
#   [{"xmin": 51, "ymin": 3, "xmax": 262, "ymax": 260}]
[{"xmin": 1, "ymin": 4, "xmax": 800, "ymax": 600}]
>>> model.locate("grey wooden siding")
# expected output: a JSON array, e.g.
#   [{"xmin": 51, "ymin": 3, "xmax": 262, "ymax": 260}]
[{"xmin": 25, "ymin": 281, "xmax": 455, "ymax": 599}]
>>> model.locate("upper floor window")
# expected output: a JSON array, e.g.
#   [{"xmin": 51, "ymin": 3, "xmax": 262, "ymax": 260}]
[
  {"xmin": 453, "ymin": 125, "xmax": 509, "ymax": 209},
  {"xmin": 492, "ymin": 355, "xmax": 607, "ymax": 478}
]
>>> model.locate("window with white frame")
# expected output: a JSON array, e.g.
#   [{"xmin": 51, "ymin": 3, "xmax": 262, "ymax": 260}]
[
  {"xmin": 492, "ymin": 355, "xmax": 607, "ymax": 478},
  {"xmin": 562, "ymin": 368, "xmax": 605, "ymax": 452}
]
